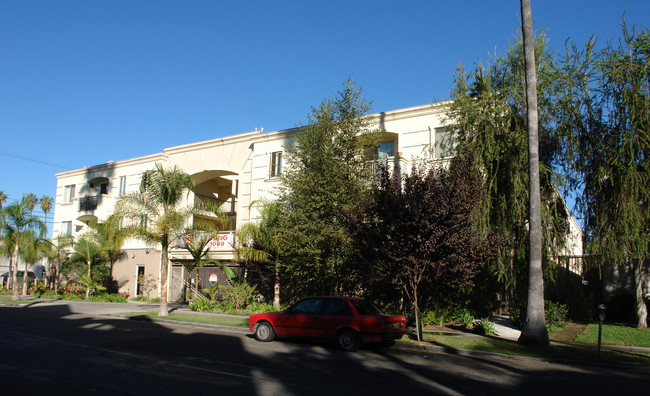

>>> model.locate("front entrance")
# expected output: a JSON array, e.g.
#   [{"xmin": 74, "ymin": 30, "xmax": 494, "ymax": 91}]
[{"xmin": 136, "ymin": 266, "xmax": 145, "ymax": 296}]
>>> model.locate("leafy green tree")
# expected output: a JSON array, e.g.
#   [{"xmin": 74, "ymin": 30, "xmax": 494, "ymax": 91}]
[
  {"xmin": 445, "ymin": 30, "xmax": 570, "ymax": 315},
  {"xmin": 236, "ymin": 200, "xmax": 283, "ymax": 308},
  {"xmin": 276, "ymin": 79, "xmax": 379, "ymax": 299},
  {"xmin": 350, "ymin": 155, "xmax": 500, "ymax": 341},
  {"xmin": 518, "ymin": 0, "xmax": 548, "ymax": 346},
  {"xmin": 69, "ymin": 237, "xmax": 105, "ymax": 298},
  {"xmin": 115, "ymin": 163, "xmax": 195, "ymax": 316},
  {"xmin": 0, "ymin": 196, "xmax": 46, "ymax": 300},
  {"xmin": 23, "ymin": 193, "xmax": 39, "ymax": 215},
  {"xmin": 552, "ymin": 22, "xmax": 650, "ymax": 328}
]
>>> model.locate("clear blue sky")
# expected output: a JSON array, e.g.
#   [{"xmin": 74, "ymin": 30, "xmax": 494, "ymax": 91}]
[{"xmin": 1, "ymin": 0, "xmax": 648, "ymax": 231}]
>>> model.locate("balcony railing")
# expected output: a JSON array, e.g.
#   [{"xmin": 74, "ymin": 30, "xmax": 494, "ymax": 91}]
[
  {"xmin": 79, "ymin": 196, "xmax": 98, "ymax": 211},
  {"xmin": 195, "ymin": 193, "xmax": 236, "ymax": 214}
]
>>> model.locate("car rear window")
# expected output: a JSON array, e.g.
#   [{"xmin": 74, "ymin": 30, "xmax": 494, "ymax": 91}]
[
  {"xmin": 322, "ymin": 299, "xmax": 351, "ymax": 315},
  {"xmin": 350, "ymin": 299, "xmax": 383, "ymax": 315}
]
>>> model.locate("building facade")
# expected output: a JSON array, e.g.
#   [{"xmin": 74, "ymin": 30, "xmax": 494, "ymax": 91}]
[{"xmin": 52, "ymin": 103, "xmax": 583, "ymax": 299}]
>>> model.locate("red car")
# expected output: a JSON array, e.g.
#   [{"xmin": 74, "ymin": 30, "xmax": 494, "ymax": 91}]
[{"xmin": 247, "ymin": 296, "xmax": 407, "ymax": 351}]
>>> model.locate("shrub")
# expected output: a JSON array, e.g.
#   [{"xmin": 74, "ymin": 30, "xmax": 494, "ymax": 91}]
[
  {"xmin": 479, "ymin": 317, "xmax": 497, "ymax": 335},
  {"xmin": 87, "ymin": 293, "xmax": 127, "ymax": 303},
  {"xmin": 421, "ymin": 307, "xmax": 449, "ymax": 326},
  {"xmin": 545, "ymin": 300, "xmax": 568, "ymax": 331},
  {"xmin": 190, "ymin": 298, "xmax": 213, "ymax": 312},
  {"xmin": 453, "ymin": 307, "xmax": 476, "ymax": 329},
  {"xmin": 222, "ymin": 282, "xmax": 257, "ymax": 310}
]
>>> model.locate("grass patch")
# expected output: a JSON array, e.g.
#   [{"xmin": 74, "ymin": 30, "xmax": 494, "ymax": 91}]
[
  {"xmin": 403, "ymin": 332, "xmax": 650, "ymax": 365},
  {"xmin": 574, "ymin": 324, "xmax": 650, "ymax": 347},
  {"xmin": 124, "ymin": 312, "xmax": 249, "ymax": 328}
]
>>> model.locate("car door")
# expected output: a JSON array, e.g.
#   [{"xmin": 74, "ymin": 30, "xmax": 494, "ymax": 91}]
[
  {"xmin": 317, "ymin": 298, "xmax": 354, "ymax": 339},
  {"xmin": 276, "ymin": 298, "xmax": 324, "ymax": 337}
]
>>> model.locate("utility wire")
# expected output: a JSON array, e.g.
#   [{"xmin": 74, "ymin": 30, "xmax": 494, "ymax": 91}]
[{"xmin": 0, "ymin": 151, "xmax": 73, "ymax": 170}]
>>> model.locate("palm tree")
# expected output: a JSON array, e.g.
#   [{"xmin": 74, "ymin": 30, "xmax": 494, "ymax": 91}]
[
  {"xmin": 23, "ymin": 193, "xmax": 39, "ymax": 215},
  {"xmin": 19, "ymin": 230, "xmax": 49, "ymax": 295},
  {"xmin": 0, "ymin": 196, "xmax": 46, "ymax": 300},
  {"xmin": 518, "ymin": 0, "xmax": 548, "ymax": 347},
  {"xmin": 39, "ymin": 195, "xmax": 54, "ymax": 230},
  {"xmin": 69, "ymin": 237, "xmax": 105, "ymax": 298},
  {"xmin": 115, "ymin": 163, "xmax": 195, "ymax": 316},
  {"xmin": 0, "ymin": 190, "xmax": 7, "ymax": 208},
  {"xmin": 88, "ymin": 214, "xmax": 128, "ymax": 279},
  {"xmin": 236, "ymin": 200, "xmax": 283, "ymax": 308},
  {"xmin": 181, "ymin": 232, "xmax": 212, "ymax": 300},
  {"xmin": 46, "ymin": 234, "xmax": 73, "ymax": 294}
]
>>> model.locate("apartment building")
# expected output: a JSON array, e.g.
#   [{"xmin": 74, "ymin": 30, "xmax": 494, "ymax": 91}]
[{"xmin": 52, "ymin": 103, "xmax": 583, "ymax": 300}]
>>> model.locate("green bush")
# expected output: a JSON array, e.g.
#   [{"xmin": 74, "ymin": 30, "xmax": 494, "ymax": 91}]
[
  {"xmin": 453, "ymin": 307, "xmax": 476, "ymax": 329},
  {"xmin": 544, "ymin": 300, "xmax": 568, "ymax": 331},
  {"xmin": 222, "ymin": 282, "xmax": 257, "ymax": 310},
  {"xmin": 190, "ymin": 298, "xmax": 213, "ymax": 312},
  {"xmin": 87, "ymin": 293, "xmax": 128, "ymax": 303},
  {"xmin": 479, "ymin": 317, "xmax": 497, "ymax": 335},
  {"xmin": 421, "ymin": 307, "xmax": 449, "ymax": 326}
]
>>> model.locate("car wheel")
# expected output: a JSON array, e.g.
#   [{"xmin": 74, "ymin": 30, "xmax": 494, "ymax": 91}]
[
  {"xmin": 337, "ymin": 329, "xmax": 360, "ymax": 351},
  {"xmin": 254, "ymin": 322, "xmax": 275, "ymax": 342}
]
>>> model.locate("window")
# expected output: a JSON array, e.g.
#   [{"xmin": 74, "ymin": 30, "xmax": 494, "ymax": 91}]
[
  {"xmin": 434, "ymin": 128, "xmax": 455, "ymax": 159},
  {"xmin": 61, "ymin": 221, "xmax": 72, "ymax": 236},
  {"xmin": 99, "ymin": 182, "xmax": 109, "ymax": 195},
  {"xmin": 290, "ymin": 298, "xmax": 324, "ymax": 314},
  {"xmin": 64, "ymin": 185, "xmax": 75, "ymax": 203},
  {"xmin": 376, "ymin": 141, "xmax": 395, "ymax": 159},
  {"xmin": 118, "ymin": 176, "xmax": 127, "ymax": 196},
  {"xmin": 269, "ymin": 151, "xmax": 282, "ymax": 178},
  {"xmin": 322, "ymin": 298, "xmax": 351, "ymax": 315}
]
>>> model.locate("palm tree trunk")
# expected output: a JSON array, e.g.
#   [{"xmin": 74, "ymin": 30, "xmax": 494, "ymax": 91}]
[
  {"xmin": 11, "ymin": 243, "xmax": 20, "ymax": 300},
  {"xmin": 518, "ymin": 0, "xmax": 549, "ymax": 347},
  {"xmin": 158, "ymin": 243, "xmax": 170, "ymax": 316}
]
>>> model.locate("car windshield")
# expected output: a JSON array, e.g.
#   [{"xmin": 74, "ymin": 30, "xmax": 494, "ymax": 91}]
[{"xmin": 350, "ymin": 299, "xmax": 383, "ymax": 315}]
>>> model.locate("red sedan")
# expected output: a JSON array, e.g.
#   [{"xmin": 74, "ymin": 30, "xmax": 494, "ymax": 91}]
[{"xmin": 247, "ymin": 296, "xmax": 407, "ymax": 351}]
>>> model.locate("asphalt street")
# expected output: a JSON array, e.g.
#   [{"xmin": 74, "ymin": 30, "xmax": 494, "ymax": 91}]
[{"xmin": 1, "ymin": 301, "xmax": 648, "ymax": 395}]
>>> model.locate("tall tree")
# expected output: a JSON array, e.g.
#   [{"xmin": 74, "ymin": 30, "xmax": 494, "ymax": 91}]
[
  {"xmin": 0, "ymin": 196, "xmax": 46, "ymax": 300},
  {"xmin": 39, "ymin": 195, "xmax": 54, "ymax": 231},
  {"xmin": 553, "ymin": 22, "xmax": 650, "ymax": 327},
  {"xmin": 350, "ymin": 155, "xmax": 500, "ymax": 341},
  {"xmin": 518, "ymin": 0, "xmax": 549, "ymax": 346},
  {"xmin": 115, "ymin": 163, "xmax": 195, "ymax": 316},
  {"xmin": 23, "ymin": 193, "xmax": 39, "ymax": 215},
  {"xmin": 277, "ymin": 79, "xmax": 379, "ymax": 300},
  {"xmin": 445, "ymin": 29, "xmax": 569, "ymax": 315},
  {"xmin": 236, "ymin": 200, "xmax": 283, "ymax": 308}
]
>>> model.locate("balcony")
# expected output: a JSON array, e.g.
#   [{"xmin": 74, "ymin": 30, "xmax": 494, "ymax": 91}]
[{"xmin": 79, "ymin": 196, "xmax": 98, "ymax": 211}]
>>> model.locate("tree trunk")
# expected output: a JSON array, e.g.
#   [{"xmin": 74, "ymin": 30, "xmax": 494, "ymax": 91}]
[
  {"xmin": 413, "ymin": 288, "xmax": 422, "ymax": 342},
  {"xmin": 11, "ymin": 243, "xmax": 19, "ymax": 300},
  {"xmin": 22, "ymin": 262, "xmax": 30, "ymax": 296},
  {"xmin": 632, "ymin": 260, "xmax": 648, "ymax": 328},
  {"xmin": 518, "ymin": 0, "xmax": 549, "ymax": 347},
  {"xmin": 158, "ymin": 243, "xmax": 170, "ymax": 317},
  {"xmin": 273, "ymin": 262, "xmax": 281, "ymax": 309},
  {"xmin": 85, "ymin": 264, "xmax": 91, "ymax": 299}
]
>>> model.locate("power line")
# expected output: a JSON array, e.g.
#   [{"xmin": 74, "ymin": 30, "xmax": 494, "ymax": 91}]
[{"xmin": 0, "ymin": 151, "xmax": 73, "ymax": 170}]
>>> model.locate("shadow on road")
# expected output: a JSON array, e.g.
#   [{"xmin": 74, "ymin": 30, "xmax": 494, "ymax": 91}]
[{"xmin": 1, "ymin": 302, "xmax": 648, "ymax": 395}]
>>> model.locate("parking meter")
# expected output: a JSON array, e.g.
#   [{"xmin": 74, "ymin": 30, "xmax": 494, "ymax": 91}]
[
  {"xmin": 597, "ymin": 304, "xmax": 606, "ymax": 358},
  {"xmin": 597, "ymin": 304, "xmax": 606, "ymax": 322}
]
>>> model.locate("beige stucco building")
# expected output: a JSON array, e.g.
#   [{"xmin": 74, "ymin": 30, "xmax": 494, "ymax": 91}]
[{"xmin": 52, "ymin": 103, "xmax": 583, "ymax": 300}]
